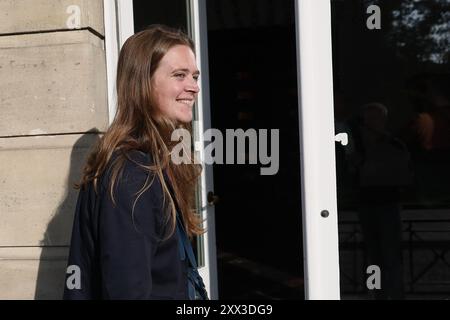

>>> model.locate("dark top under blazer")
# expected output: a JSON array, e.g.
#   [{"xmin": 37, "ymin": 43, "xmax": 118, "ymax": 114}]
[{"xmin": 63, "ymin": 150, "xmax": 188, "ymax": 300}]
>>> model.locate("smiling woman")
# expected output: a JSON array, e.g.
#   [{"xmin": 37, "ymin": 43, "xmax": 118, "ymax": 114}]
[
  {"xmin": 151, "ymin": 44, "xmax": 200, "ymax": 124},
  {"xmin": 63, "ymin": 25, "xmax": 207, "ymax": 300}
]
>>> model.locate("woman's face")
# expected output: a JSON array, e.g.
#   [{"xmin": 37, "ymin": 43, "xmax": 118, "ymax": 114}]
[{"xmin": 151, "ymin": 45, "xmax": 200, "ymax": 124}]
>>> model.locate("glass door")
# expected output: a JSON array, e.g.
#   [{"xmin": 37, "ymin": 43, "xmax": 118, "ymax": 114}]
[
  {"xmin": 331, "ymin": 0, "xmax": 450, "ymax": 299},
  {"xmin": 201, "ymin": 0, "xmax": 342, "ymax": 300}
]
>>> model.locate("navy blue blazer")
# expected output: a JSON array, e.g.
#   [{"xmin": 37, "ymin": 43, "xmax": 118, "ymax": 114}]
[{"xmin": 63, "ymin": 150, "xmax": 189, "ymax": 300}]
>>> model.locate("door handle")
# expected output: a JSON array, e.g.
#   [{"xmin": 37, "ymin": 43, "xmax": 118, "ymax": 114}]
[
  {"xmin": 335, "ymin": 133, "xmax": 348, "ymax": 146},
  {"xmin": 207, "ymin": 191, "xmax": 220, "ymax": 206}
]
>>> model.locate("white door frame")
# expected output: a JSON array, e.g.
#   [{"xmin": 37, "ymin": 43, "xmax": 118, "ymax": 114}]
[{"xmin": 295, "ymin": 0, "xmax": 341, "ymax": 299}]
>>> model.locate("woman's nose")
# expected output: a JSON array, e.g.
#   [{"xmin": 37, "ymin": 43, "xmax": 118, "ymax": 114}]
[{"xmin": 186, "ymin": 78, "xmax": 200, "ymax": 93}]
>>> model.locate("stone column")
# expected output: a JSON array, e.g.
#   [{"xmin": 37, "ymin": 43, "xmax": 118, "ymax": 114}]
[{"xmin": 0, "ymin": 0, "xmax": 108, "ymax": 299}]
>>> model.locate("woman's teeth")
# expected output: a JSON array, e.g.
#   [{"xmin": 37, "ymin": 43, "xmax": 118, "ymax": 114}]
[{"xmin": 177, "ymin": 100, "xmax": 192, "ymax": 105}]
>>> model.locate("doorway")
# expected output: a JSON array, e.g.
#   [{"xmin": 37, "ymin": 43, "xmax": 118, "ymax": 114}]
[{"xmin": 131, "ymin": 0, "xmax": 304, "ymax": 299}]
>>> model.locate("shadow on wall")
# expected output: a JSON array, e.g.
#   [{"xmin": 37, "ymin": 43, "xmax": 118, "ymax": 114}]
[{"xmin": 34, "ymin": 129, "xmax": 100, "ymax": 300}]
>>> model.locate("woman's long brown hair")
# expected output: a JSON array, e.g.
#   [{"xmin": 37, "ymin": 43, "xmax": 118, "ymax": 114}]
[{"xmin": 76, "ymin": 25, "xmax": 203, "ymax": 239}]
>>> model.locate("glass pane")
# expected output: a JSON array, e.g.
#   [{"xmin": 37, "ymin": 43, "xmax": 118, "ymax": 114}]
[
  {"xmin": 331, "ymin": 0, "xmax": 450, "ymax": 299},
  {"xmin": 133, "ymin": 0, "xmax": 188, "ymax": 32},
  {"xmin": 206, "ymin": 0, "xmax": 304, "ymax": 299}
]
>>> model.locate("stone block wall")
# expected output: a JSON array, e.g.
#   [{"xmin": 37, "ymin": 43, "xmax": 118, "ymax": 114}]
[{"xmin": 0, "ymin": 0, "xmax": 108, "ymax": 299}]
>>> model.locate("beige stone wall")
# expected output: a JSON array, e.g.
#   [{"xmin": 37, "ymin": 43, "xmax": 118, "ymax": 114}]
[
  {"xmin": 0, "ymin": 0, "xmax": 104, "ymax": 35},
  {"xmin": 0, "ymin": 0, "xmax": 107, "ymax": 299}
]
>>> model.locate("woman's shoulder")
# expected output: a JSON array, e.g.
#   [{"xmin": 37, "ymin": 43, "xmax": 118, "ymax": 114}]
[
  {"xmin": 112, "ymin": 149, "xmax": 153, "ymax": 171},
  {"xmin": 111, "ymin": 149, "xmax": 152, "ymax": 165},
  {"xmin": 100, "ymin": 149, "xmax": 155, "ymax": 191}
]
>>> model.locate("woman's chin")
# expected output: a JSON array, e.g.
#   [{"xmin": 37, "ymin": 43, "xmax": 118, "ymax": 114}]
[{"xmin": 177, "ymin": 112, "xmax": 193, "ymax": 124}]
